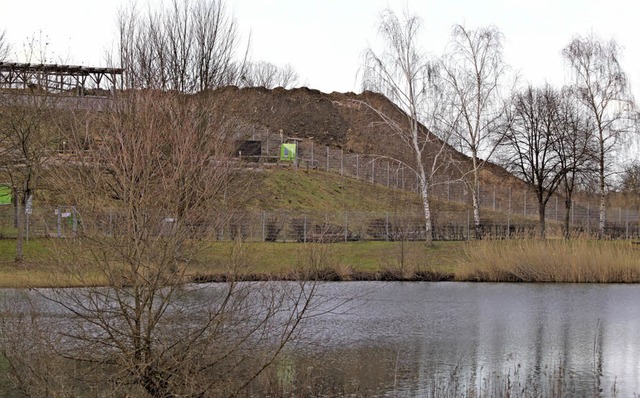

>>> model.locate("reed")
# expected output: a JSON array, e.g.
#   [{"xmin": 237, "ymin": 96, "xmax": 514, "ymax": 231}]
[{"xmin": 456, "ymin": 239, "xmax": 640, "ymax": 283}]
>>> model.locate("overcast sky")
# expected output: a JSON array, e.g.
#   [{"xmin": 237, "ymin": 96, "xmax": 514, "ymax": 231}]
[{"xmin": 1, "ymin": 0, "xmax": 638, "ymax": 100}]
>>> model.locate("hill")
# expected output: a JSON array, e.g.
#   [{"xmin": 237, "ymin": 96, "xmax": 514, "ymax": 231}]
[{"xmin": 204, "ymin": 86, "xmax": 527, "ymax": 192}]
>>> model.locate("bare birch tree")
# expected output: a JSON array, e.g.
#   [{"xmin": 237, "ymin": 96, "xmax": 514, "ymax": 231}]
[
  {"xmin": 562, "ymin": 35, "xmax": 635, "ymax": 239},
  {"xmin": 363, "ymin": 9, "xmax": 452, "ymax": 243},
  {"xmin": 441, "ymin": 24, "xmax": 509, "ymax": 238}
]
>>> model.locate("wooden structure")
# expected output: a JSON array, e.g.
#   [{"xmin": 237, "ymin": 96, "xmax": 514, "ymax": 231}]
[{"xmin": 0, "ymin": 62, "xmax": 123, "ymax": 95}]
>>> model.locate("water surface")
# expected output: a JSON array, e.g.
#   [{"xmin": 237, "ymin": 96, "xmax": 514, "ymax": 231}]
[{"xmin": 289, "ymin": 282, "xmax": 640, "ymax": 396}]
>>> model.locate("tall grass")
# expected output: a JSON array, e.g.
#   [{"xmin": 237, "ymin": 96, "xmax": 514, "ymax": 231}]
[{"xmin": 456, "ymin": 239, "xmax": 640, "ymax": 283}]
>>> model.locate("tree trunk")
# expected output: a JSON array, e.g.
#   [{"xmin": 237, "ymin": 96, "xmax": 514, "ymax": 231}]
[
  {"xmin": 598, "ymin": 149, "xmax": 606, "ymax": 239},
  {"xmin": 418, "ymin": 173, "xmax": 433, "ymax": 244},
  {"xmin": 537, "ymin": 195, "xmax": 546, "ymax": 238},
  {"xmin": 563, "ymin": 198, "xmax": 572, "ymax": 240},
  {"xmin": 598, "ymin": 178, "xmax": 606, "ymax": 240},
  {"xmin": 472, "ymin": 184, "xmax": 481, "ymax": 239},
  {"xmin": 471, "ymin": 158, "xmax": 482, "ymax": 240},
  {"xmin": 15, "ymin": 198, "xmax": 24, "ymax": 264}
]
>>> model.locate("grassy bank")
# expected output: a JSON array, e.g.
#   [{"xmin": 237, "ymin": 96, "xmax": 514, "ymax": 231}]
[
  {"xmin": 0, "ymin": 239, "xmax": 459, "ymax": 287},
  {"xmin": 0, "ymin": 238, "xmax": 639, "ymax": 287}
]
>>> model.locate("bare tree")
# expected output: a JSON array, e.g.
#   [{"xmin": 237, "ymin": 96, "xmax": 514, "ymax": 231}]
[
  {"xmin": 619, "ymin": 161, "xmax": 640, "ymax": 218},
  {"xmin": 620, "ymin": 162, "xmax": 640, "ymax": 195},
  {"xmin": 117, "ymin": 0, "xmax": 245, "ymax": 92},
  {"xmin": 441, "ymin": 24, "xmax": 509, "ymax": 239},
  {"xmin": 502, "ymin": 85, "xmax": 565, "ymax": 237},
  {"xmin": 555, "ymin": 87, "xmax": 596, "ymax": 238},
  {"xmin": 0, "ymin": 90, "xmax": 59, "ymax": 263},
  {"xmin": 563, "ymin": 35, "xmax": 635, "ymax": 239},
  {"xmin": 362, "ymin": 9, "xmax": 452, "ymax": 243},
  {"xmin": 0, "ymin": 30, "xmax": 9, "ymax": 61},
  {"xmin": 0, "ymin": 90, "xmax": 319, "ymax": 397},
  {"xmin": 240, "ymin": 61, "xmax": 300, "ymax": 89}
]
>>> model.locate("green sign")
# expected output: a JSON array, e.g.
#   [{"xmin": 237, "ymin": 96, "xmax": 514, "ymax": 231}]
[
  {"xmin": 279, "ymin": 143, "xmax": 297, "ymax": 161},
  {"xmin": 0, "ymin": 185, "xmax": 11, "ymax": 205}
]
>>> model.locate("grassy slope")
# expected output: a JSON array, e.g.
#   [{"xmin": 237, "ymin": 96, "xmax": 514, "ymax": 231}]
[
  {"xmin": 250, "ymin": 167, "xmax": 421, "ymax": 211},
  {"xmin": 0, "ymin": 169, "xmax": 462, "ymax": 287},
  {"xmin": 1, "ymin": 168, "xmax": 637, "ymax": 287}
]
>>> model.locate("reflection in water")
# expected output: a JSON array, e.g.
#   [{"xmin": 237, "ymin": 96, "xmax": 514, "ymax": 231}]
[
  {"xmin": 2, "ymin": 282, "xmax": 640, "ymax": 396},
  {"xmin": 283, "ymin": 282, "xmax": 640, "ymax": 396}
]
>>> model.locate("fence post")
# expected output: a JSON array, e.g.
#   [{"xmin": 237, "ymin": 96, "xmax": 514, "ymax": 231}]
[
  {"xmin": 303, "ymin": 214, "xmax": 307, "ymax": 244},
  {"xmin": 493, "ymin": 186, "xmax": 496, "ymax": 210},
  {"xmin": 384, "ymin": 212, "xmax": 390, "ymax": 241},
  {"xmin": 387, "ymin": 161, "xmax": 390, "ymax": 187},
  {"xmin": 72, "ymin": 206, "xmax": 78, "ymax": 237},
  {"xmin": 326, "ymin": 146, "xmax": 329, "ymax": 172},
  {"xmin": 57, "ymin": 206, "xmax": 62, "ymax": 238},
  {"xmin": 626, "ymin": 211, "xmax": 629, "ymax": 240},
  {"xmin": 371, "ymin": 158, "xmax": 375, "ymax": 184},
  {"xmin": 619, "ymin": 207, "xmax": 622, "ymax": 226},
  {"xmin": 261, "ymin": 211, "xmax": 266, "ymax": 242},
  {"xmin": 507, "ymin": 188, "xmax": 511, "ymax": 239},
  {"xmin": 344, "ymin": 212, "xmax": 348, "ymax": 242}
]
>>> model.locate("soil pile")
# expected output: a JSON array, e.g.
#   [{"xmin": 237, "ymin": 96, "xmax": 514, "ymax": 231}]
[{"xmin": 206, "ymin": 86, "xmax": 525, "ymax": 190}]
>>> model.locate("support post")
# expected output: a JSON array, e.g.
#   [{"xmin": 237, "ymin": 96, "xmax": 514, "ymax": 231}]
[{"xmin": 326, "ymin": 146, "xmax": 329, "ymax": 172}]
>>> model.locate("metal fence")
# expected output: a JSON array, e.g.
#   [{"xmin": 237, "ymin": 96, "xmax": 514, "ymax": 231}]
[
  {"xmin": 0, "ymin": 134, "xmax": 638, "ymax": 242},
  {"xmin": 2, "ymin": 205, "xmax": 639, "ymax": 242},
  {"xmin": 238, "ymin": 134, "xmax": 640, "ymax": 237}
]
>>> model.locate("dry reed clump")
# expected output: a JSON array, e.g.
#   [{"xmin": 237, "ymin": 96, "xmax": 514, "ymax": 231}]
[
  {"xmin": 290, "ymin": 243, "xmax": 354, "ymax": 281},
  {"xmin": 455, "ymin": 239, "xmax": 640, "ymax": 283}
]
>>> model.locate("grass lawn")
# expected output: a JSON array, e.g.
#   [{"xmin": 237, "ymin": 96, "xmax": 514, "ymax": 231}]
[
  {"xmin": 0, "ymin": 238, "xmax": 466, "ymax": 287},
  {"xmin": 1, "ymin": 237, "xmax": 638, "ymax": 287}
]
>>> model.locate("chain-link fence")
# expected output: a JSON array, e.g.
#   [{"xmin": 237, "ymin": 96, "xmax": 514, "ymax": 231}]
[
  {"xmin": 1, "ymin": 134, "xmax": 638, "ymax": 242},
  {"xmin": 236, "ymin": 133, "xmax": 640, "ymax": 239},
  {"xmin": 2, "ymin": 206, "xmax": 639, "ymax": 242}
]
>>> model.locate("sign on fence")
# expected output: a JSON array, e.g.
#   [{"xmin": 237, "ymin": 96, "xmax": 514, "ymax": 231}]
[
  {"xmin": 0, "ymin": 184, "xmax": 11, "ymax": 205},
  {"xmin": 279, "ymin": 143, "xmax": 297, "ymax": 161}
]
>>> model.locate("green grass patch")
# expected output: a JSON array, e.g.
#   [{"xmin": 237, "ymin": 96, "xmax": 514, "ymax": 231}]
[{"xmin": 253, "ymin": 169, "xmax": 420, "ymax": 212}]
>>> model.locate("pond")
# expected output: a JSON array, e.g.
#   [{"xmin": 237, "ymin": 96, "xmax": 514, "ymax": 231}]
[
  {"xmin": 284, "ymin": 282, "xmax": 640, "ymax": 396},
  {"xmin": 2, "ymin": 282, "xmax": 640, "ymax": 396}
]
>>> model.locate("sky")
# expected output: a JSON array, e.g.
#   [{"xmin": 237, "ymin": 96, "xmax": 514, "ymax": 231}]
[{"xmin": 0, "ymin": 0, "xmax": 639, "ymax": 100}]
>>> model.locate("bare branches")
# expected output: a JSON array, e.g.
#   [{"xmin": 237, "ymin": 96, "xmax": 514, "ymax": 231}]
[
  {"xmin": 117, "ymin": 0, "xmax": 244, "ymax": 92},
  {"xmin": 0, "ymin": 90, "xmax": 321, "ymax": 396},
  {"xmin": 441, "ymin": 24, "xmax": 509, "ymax": 238},
  {"xmin": 0, "ymin": 30, "xmax": 9, "ymax": 61},
  {"xmin": 362, "ymin": 9, "xmax": 449, "ymax": 242},
  {"xmin": 563, "ymin": 34, "xmax": 636, "ymax": 238},
  {"xmin": 502, "ymin": 85, "xmax": 565, "ymax": 237},
  {"xmin": 240, "ymin": 61, "xmax": 300, "ymax": 89},
  {"xmin": 0, "ymin": 86, "xmax": 61, "ymax": 263}
]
